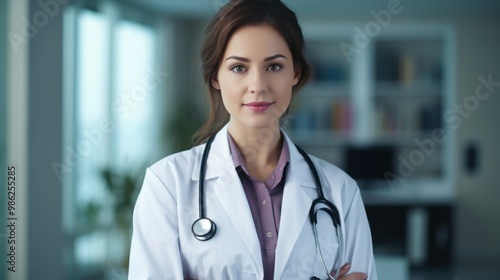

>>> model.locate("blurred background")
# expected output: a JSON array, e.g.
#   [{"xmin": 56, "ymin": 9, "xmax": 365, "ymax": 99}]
[{"xmin": 1, "ymin": 0, "xmax": 500, "ymax": 279}]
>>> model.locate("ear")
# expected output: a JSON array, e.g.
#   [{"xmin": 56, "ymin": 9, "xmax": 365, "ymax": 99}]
[
  {"xmin": 292, "ymin": 69, "xmax": 301, "ymax": 86},
  {"xmin": 212, "ymin": 77, "xmax": 221, "ymax": 90}
]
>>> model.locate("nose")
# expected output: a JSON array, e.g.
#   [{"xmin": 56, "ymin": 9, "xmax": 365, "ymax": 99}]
[{"xmin": 248, "ymin": 69, "xmax": 267, "ymax": 94}]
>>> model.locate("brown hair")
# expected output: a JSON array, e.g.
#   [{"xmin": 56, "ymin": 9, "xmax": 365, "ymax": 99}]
[{"xmin": 193, "ymin": 0, "xmax": 311, "ymax": 145}]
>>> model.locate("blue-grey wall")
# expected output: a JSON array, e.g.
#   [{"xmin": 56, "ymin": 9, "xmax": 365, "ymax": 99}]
[
  {"xmin": 1, "ymin": 0, "xmax": 8, "ymax": 278},
  {"xmin": 27, "ymin": 0, "xmax": 65, "ymax": 278}
]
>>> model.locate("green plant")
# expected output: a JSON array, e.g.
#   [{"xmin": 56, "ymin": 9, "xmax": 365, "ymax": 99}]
[
  {"xmin": 164, "ymin": 98, "xmax": 203, "ymax": 152},
  {"xmin": 100, "ymin": 166, "xmax": 143, "ymax": 268}
]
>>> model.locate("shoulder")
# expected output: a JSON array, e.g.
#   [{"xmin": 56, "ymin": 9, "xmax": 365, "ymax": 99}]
[
  {"xmin": 307, "ymin": 153, "xmax": 359, "ymax": 196},
  {"xmin": 147, "ymin": 144, "xmax": 206, "ymax": 182},
  {"xmin": 304, "ymin": 154, "xmax": 368, "ymax": 219},
  {"xmin": 283, "ymin": 130, "xmax": 357, "ymax": 193},
  {"xmin": 307, "ymin": 154, "xmax": 356, "ymax": 184}
]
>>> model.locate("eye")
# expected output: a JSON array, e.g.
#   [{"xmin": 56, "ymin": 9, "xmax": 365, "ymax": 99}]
[
  {"xmin": 268, "ymin": 64, "xmax": 283, "ymax": 72},
  {"xmin": 231, "ymin": 65, "xmax": 246, "ymax": 73}
]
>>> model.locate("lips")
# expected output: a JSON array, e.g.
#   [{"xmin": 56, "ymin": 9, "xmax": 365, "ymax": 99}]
[{"xmin": 244, "ymin": 101, "xmax": 273, "ymax": 112}]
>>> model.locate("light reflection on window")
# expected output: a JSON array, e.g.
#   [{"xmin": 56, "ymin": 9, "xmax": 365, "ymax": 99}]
[{"xmin": 73, "ymin": 8, "xmax": 158, "ymax": 269}]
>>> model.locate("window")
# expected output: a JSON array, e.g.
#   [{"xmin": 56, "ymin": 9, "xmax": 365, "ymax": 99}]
[{"xmin": 64, "ymin": 2, "xmax": 164, "ymax": 276}]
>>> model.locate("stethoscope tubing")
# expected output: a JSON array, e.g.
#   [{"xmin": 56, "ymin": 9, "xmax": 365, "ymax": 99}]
[
  {"xmin": 193, "ymin": 133, "xmax": 343, "ymax": 279},
  {"xmin": 191, "ymin": 134, "xmax": 217, "ymax": 241}
]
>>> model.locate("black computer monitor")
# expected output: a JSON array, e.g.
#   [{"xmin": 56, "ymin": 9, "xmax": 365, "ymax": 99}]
[{"xmin": 345, "ymin": 146, "xmax": 395, "ymax": 180}]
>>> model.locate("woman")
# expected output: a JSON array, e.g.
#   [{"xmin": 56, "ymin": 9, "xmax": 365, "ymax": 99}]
[{"xmin": 129, "ymin": 0, "xmax": 376, "ymax": 279}]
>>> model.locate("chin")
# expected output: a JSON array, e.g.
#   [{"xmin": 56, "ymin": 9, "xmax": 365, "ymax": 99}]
[{"xmin": 244, "ymin": 117, "xmax": 281, "ymax": 131}]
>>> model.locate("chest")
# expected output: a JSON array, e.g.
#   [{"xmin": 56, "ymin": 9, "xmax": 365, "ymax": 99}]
[{"xmin": 174, "ymin": 177, "xmax": 343, "ymax": 279}]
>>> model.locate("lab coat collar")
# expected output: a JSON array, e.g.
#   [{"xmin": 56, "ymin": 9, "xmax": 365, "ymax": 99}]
[{"xmin": 191, "ymin": 124, "xmax": 233, "ymax": 182}]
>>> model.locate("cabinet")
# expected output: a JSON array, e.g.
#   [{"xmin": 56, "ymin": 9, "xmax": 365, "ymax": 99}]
[{"xmin": 287, "ymin": 24, "xmax": 456, "ymax": 203}]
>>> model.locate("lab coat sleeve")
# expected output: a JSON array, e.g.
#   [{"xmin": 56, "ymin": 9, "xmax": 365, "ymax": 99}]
[
  {"xmin": 343, "ymin": 184, "xmax": 378, "ymax": 279},
  {"xmin": 128, "ymin": 167, "xmax": 184, "ymax": 280}
]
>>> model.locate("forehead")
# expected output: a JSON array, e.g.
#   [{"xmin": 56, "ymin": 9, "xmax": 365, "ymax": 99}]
[{"xmin": 223, "ymin": 24, "xmax": 291, "ymax": 58}]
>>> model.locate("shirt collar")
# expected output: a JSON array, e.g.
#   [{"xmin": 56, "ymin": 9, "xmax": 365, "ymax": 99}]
[{"xmin": 227, "ymin": 131, "xmax": 289, "ymax": 182}]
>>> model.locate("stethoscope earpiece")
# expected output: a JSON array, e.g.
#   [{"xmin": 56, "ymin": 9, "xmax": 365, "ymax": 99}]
[{"xmin": 192, "ymin": 217, "xmax": 217, "ymax": 241}]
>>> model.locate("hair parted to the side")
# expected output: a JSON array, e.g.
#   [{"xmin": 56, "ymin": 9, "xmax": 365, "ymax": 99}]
[{"xmin": 193, "ymin": 0, "xmax": 311, "ymax": 145}]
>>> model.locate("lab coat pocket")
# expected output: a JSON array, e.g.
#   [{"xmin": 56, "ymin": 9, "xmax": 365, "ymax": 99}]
[
  {"xmin": 315, "ymin": 211, "xmax": 341, "ymax": 275},
  {"xmin": 281, "ymin": 218, "xmax": 340, "ymax": 279},
  {"xmin": 283, "ymin": 246, "xmax": 340, "ymax": 279}
]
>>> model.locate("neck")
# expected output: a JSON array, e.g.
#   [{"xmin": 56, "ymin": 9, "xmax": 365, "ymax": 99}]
[{"xmin": 227, "ymin": 122, "xmax": 282, "ymax": 168}]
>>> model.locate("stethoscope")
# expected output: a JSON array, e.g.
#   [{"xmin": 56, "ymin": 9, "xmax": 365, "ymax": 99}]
[{"xmin": 191, "ymin": 133, "xmax": 344, "ymax": 280}]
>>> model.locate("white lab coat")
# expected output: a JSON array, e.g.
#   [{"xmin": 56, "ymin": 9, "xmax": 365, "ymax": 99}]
[{"xmin": 129, "ymin": 124, "xmax": 377, "ymax": 279}]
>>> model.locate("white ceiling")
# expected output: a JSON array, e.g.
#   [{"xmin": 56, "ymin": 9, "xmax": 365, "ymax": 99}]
[{"xmin": 120, "ymin": 0, "xmax": 500, "ymax": 20}]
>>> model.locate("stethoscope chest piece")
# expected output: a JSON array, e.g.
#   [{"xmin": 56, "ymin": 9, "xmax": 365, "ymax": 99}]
[{"xmin": 192, "ymin": 217, "xmax": 216, "ymax": 241}]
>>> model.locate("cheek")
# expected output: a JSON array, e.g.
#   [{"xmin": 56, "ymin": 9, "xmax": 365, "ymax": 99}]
[
  {"xmin": 220, "ymin": 89, "xmax": 241, "ymax": 112},
  {"xmin": 218, "ymin": 72, "xmax": 241, "ymax": 93},
  {"xmin": 274, "ymin": 77, "xmax": 294, "ymax": 99},
  {"xmin": 220, "ymin": 91, "xmax": 233, "ymax": 108}
]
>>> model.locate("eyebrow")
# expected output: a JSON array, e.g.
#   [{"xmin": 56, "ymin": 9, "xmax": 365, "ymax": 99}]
[{"xmin": 224, "ymin": 54, "xmax": 288, "ymax": 62}]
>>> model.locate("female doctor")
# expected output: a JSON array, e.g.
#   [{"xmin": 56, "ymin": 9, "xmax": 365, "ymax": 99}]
[{"xmin": 129, "ymin": 0, "xmax": 377, "ymax": 279}]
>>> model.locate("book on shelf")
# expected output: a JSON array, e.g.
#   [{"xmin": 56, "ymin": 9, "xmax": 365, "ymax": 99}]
[{"xmin": 331, "ymin": 101, "xmax": 351, "ymax": 135}]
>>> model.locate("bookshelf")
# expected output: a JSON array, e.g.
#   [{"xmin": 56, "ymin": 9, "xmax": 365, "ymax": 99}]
[
  {"xmin": 286, "ymin": 23, "xmax": 457, "ymax": 267},
  {"xmin": 287, "ymin": 24, "xmax": 455, "ymax": 204}
]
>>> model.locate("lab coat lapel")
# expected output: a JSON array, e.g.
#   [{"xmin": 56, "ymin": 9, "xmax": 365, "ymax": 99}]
[
  {"xmin": 274, "ymin": 132, "xmax": 316, "ymax": 278},
  {"xmin": 195, "ymin": 125, "xmax": 263, "ymax": 274},
  {"xmin": 212, "ymin": 166, "xmax": 263, "ymax": 273}
]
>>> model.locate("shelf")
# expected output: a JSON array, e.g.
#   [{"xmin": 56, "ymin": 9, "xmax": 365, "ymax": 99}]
[
  {"xmin": 300, "ymin": 81, "xmax": 350, "ymax": 97},
  {"xmin": 359, "ymin": 179, "xmax": 454, "ymax": 206},
  {"xmin": 375, "ymin": 80, "xmax": 442, "ymax": 97},
  {"xmin": 285, "ymin": 130, "xmax": 351, "ymax": 146},
  {"xmin": 286, "ymin": 129, "xmax": 445, "ymax": 147},
  {"xmin": 372, "ymin": 138, "xmax": 443, "ymax": 147}
]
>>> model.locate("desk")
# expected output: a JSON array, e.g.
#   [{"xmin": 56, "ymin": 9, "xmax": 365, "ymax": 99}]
[
  {"xmin": 375, "ymin": 255, "xmax": 409, "ymax": 280},
  {"xmin": 361, "ymin": 187, "xmax": 454, "ymax": 267}
]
